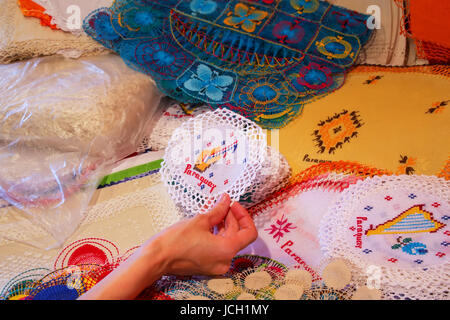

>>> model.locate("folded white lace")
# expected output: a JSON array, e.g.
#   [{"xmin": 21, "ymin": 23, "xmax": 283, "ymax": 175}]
[{"xmin": 0, "ymin": 0, "xmax": 110, "ymax": 64}]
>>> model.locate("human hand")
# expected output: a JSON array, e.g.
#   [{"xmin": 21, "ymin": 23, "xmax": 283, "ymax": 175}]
[
  {"xmin": 143, "ymin": 193, "xmax": 258, "ymax": 276},
  {"xmin": 79, "ymin": 194, "xmax": 257, "ymax": 299}
]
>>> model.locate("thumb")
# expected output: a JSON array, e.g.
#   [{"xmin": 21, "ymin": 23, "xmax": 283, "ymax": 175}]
[{"xmin": 207, "ymin": 194, "xmax": 231, "ymax": 226}]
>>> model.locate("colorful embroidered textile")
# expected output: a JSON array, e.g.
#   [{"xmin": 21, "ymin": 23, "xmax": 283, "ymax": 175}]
[
  {"xmin": 17, "ymin": 0, "xmax": 58, "ymax": 29},
  {"xmin": 83, "ymin": 0, "xmax": 374, "ymax": 129},
  {"xmin": 275, "ymin": 65, "xmax": 450, "ymax": 175},
  {"xmin": 319, "ymin": 175, "xmax": 449, "ymax": 300},
  {"xmin": 241, "ymin": 161, "xmax": 390, "ymax": 279},
  {"xmin": 395, "ymin": 0, "xmax": 450, "ymax": 64},
  {"xmin": 161, "ymin": 108, "xmax": 267, "ymax": 216}
]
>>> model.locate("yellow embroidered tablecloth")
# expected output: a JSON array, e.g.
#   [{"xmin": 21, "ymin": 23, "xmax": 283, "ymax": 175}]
[{"xmin": 273, "ymin": 65, "xmax": 450, "ymax": 176}]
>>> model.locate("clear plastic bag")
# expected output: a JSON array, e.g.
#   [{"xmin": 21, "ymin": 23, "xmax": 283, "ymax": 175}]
[{"xmin": 0, "ymin": 54, "xmax": 162, "ymax": 249}]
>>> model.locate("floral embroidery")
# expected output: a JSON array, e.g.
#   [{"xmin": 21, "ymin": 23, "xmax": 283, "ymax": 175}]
[
  {"xmin": 223, "ymin": 3, "xmax": 269, "ymax": 33},
  {"xmin": 272, "ymin": 20, "xmax": 305, "ymax": 44},
  {"xmin": 294, "ymin": 62, "xmax": 333, "ymax": 90},
  {"xmin": 120, "ymin": 6, "xmax": 165, "ymax": 34},
  {"xmin": 135, "ymin": 39, "xmax": 193, "ymax": 80},
  {"xmin": 239, "ymin": 76, "xmax": 289, "ymax": 106},
  {"xmin": 316, "ymin": 36, "xmax": 354, "ymax": 60},
  {"xmin": 330, "ymin": 9, "xmax": 368, "ymax": 31},
  {"xmin": 290, "ymin": 0, "xmax": 320, "ymax": 15},
  {"xmin": 391, "ymin": 237, "xmax": 428, "ymax": 256},
  {"xmin": 184, "ymin": 64, "xmax": 234, "ymax": 101},
  {"xmin": 89, "ymin": 11, "xmax": 120, "ymax": 41},
  {"xmin": 426, "ymin": 100, "xmax": 448, "ymax": 114},
  {"xmin": 190, "ymin": 0, "xmax": 217, "ymax": 15},
  {"xmin": 265, "ymin": 215, "xmax": 296, "ymax": 243}
]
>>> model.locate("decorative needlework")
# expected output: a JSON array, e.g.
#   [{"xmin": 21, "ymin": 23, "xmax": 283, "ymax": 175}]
[
  {"xmin": 0, "ymin": 268, "xmax": 50, "ymax": 300},
  {"xmin": 312, "ymin": 109, "xmax": 363, "ymax": 154},
  {"xmin": 240, "ymin": 161, "xmax": 390, "ymax": 281},
  {"xmin": 161, "ymin": 108, "xmax": 267, "ymax": 217},
  {"xmin": 27, "ymin": 265, "xmax": 100, "ymax": 300},
  {"xmin": 276, "ymin": 65, "xmax": 450, "ymax": 175},
  {"xmin": 83, "ymin": 0, "xmax": 374, "ymax": 129},
  {"xmin": 319, "ymin": 175, "xmax": 449, "ymax": 299}
]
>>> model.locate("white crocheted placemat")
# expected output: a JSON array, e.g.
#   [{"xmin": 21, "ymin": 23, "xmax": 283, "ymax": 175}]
[{"xmin": 319, "ymin": 175, "xmax": 449, "ymax": 294}]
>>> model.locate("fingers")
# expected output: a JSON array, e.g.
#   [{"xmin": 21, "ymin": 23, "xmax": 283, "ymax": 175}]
[
  {"xmin": 223, "ymin": 207, "xmax": 239, "ymax": 236},
  {"xmin": 230, "ymin": 202, "xmax": 258, "ymax": 247},
  {"xmin": 207, "ymin": 193, "xmax": 231, "ymax": 227}
]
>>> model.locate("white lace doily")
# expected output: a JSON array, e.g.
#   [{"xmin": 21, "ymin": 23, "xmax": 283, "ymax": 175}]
[
  {"xmin": 319, "ymin": 175, "xmax": 449, "ymax": 296},
  {"xmin": 161, "ymin": 108, "xmax": 266, "ymax": 217},
  {"xmin": 239, "ymin": 146, "xmax": 291, "ymax": 208}
]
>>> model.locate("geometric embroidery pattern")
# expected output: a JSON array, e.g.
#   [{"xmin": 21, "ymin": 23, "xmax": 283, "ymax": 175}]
[
  {"xmin": 366, "ymin": 205, "xmax": 446, "ymax": 236},
  {"xmin": 312, "ymin": 109, "xmax": 363, "ymax": 154}
]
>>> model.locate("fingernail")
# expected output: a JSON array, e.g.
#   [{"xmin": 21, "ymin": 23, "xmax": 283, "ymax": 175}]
[{"xmin": 215, "ymin": 193, "xmax": 226, "ymax": 204}]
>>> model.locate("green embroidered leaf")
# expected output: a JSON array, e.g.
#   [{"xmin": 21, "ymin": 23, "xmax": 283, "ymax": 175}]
[
  {"xmin": 391, "ymin": 244, "xmax": 402, "ymax": 249},
  {"xmin": 403, "ymin": 238, "xmax": 413, "ymax": 243}
]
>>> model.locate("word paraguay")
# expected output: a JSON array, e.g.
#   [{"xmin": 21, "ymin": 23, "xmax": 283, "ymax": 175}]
[
  {"xmin": 184, "ymin": 164, "xmax": 217, "ymax": 193},
  {"xmin": 280, "ymin": 240, "xmax": 320, "ymax": 280},
  {"xmin": 354, "ymin": 216, "xmax": 367, "ymax": 248}
]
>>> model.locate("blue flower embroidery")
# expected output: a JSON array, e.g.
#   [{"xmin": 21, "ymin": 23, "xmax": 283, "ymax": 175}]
[
  {"xmin": 391, "ymin": 237, "xmax": 428, "ymax": 256},
  {"xmin": 190, "ymin": 0, "xmax": 217, "ymax": 15},
  {"xmin": 184, "ymin": 64, "xmax": 233, "ymax": 101}
]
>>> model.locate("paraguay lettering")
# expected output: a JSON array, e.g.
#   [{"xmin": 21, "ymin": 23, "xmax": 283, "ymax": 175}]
[
  {"xmin": 354, "ymin": 216, "xmax": 367, "ymax": 248},
  {"xmin": 184, "ymin": 164, "xmax": 217, "ymax": 193}
]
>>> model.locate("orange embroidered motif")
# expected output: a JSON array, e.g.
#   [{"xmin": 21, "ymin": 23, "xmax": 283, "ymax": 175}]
[
  {"xmin": 312, "ymin": 110, "xmax": 363, "ymax": 154},
  {"xmin": 18, "ymin": 0, "xmax": 59, "ymax": 30},
  {"xmin": 364, "ymin": 75, "xmax": 383, "ymax": 84},
  {"xmin": 397, "ymin": 155, "xmax": 416, "ymax": 175},
  {"xmin": 426, "ymin": 101, "xmax": 448, "ymax": 114}
]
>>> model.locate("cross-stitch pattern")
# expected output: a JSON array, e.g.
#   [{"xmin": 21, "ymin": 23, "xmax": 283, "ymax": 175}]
[
  {"xmin": 161, "ymin": 108, "xmax": 267, "ymax": 217},
  {"xmin": 83, "ymin": 0, "xmax": 374, "ymax": 128},
  {"xmin": 319, "ymin": 175, "xmax": 449, "ymax": 299}
]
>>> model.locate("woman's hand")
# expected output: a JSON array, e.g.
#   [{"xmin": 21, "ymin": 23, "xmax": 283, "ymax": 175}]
[
  {"xmin": 147, "ymin": 193, "xmax": 258, "ymax": 276},
  {"xmin": 79, "ymin": 193, "xmax": 257, "ymax": 300}
]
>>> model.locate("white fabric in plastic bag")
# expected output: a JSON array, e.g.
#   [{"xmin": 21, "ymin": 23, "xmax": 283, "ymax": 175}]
[{"xmin": 0, "ymin": 54, "xmax": 162, "ymax": 249}]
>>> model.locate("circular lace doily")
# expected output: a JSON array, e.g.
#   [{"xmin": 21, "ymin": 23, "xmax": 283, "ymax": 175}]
[
  {"xmin": 319, "ymin": 175, "xmax": 449, "ymax": 295},
  {"xmin": 161, "ymin": 108, "xmax": 266, "ymax": 216}
]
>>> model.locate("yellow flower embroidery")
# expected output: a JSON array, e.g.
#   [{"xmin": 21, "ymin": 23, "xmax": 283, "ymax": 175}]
[{"xmin": 223, "ymin": 3, "xmax": 268, "ymax": 33}]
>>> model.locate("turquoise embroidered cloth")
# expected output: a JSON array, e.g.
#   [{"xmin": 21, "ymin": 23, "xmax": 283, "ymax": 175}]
[{"xmin": 84, "ymin": 0, "xmax": 374, "ymax": 128}]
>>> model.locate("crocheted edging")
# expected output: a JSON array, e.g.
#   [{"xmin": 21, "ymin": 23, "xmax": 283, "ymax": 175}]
[{"xmin": 248, "ymin": 161, "xmax": 392, "ymax": 217}]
